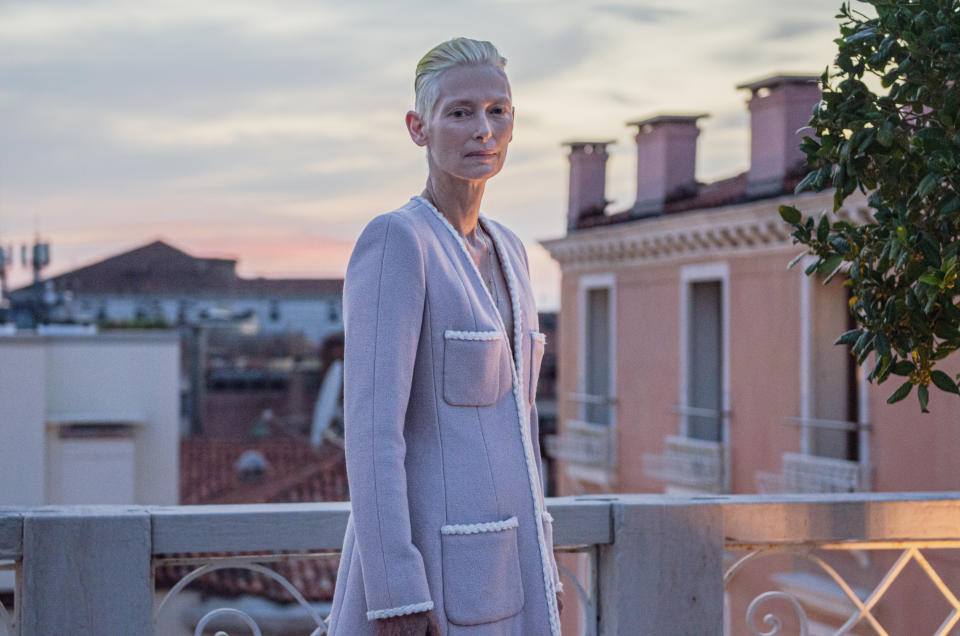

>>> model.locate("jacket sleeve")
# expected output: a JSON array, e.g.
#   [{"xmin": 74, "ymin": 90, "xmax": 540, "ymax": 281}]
[
  {"xmin": 519, "ymin": 239, "xmax": 564, "ymax": 595},
  {"xmin": 342, "ymin": 213, "xmax": 434, "ymax": 620}
]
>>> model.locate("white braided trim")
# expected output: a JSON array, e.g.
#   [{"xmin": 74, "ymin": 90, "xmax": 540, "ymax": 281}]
[
  {"xmin": 441, "ymin": 516, "xmax": 518, "ymax": 535},
  {"xmin": 531, "ymin": 330, "xmax": 547, "ymax": 344},
  {"xmin": 366, "ymin": 600, "xmax": 434, "ymax": 620},
  {"xmin": 444, "ymin": 329, "xmax": 501, "ymax": 341},
  {"xmin": 416, "ymin": 196, "xmax": 563, "ymax": 636},
  {"xmin": 480, "ymin": 211, "xmax": 563, "ymax": 636}
]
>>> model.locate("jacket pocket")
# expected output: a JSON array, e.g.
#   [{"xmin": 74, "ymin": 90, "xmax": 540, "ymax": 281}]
[
  {"xmin": 443, "ymin": 329, "xmax": 510, "ymax": 407},
  {"xmin": 528, "ymin": 330, "xmax": 546, "ymax": 404},
  {"xmin": 440, "ymin": 516, "xmax": 525, "ymax": 625}
]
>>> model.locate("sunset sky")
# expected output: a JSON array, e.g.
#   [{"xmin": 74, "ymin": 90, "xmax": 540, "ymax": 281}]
[{"xmin": 0, "ymin": 0, "xmax": 853, "ymax": 309}]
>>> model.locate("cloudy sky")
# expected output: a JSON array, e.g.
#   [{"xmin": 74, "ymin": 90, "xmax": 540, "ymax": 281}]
[{"xmin": 0, "ymin": 0, "xmax": 852, "ymax": 308}]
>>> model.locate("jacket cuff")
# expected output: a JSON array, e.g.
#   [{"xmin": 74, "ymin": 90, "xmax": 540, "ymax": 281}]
[{"xmin": 367, "ymin": 600, "xmax": 435, "ymax": 621}]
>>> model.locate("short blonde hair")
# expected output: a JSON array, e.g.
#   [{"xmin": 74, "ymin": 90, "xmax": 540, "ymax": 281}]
[{"xmin": 414, "ymin": 37, "xmax": 509, "ymax": 119}]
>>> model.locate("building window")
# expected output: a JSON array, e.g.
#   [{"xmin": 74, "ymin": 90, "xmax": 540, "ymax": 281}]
[
  {"xmin": 546, "ymin": 273, "xmax": 616, "ymax": 485},
  {"xmin": 679, "ymin": 263, "xmax": 729, "ymax": 443},
  {"xmin": 803, "ymin": 270, "xmax": 862, "ymax": 462},
  {"xmin": 687, "ymin": 280, "xmax": 723, "ymax": 442},
  {"xmin": 584, "ymin": 286, "xmax": 612, "ymax": 427}
]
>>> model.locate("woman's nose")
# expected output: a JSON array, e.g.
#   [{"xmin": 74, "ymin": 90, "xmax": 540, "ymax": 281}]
[{"xmin": 474, "ymin": 114, "xmax": 493, "ymax": 140}]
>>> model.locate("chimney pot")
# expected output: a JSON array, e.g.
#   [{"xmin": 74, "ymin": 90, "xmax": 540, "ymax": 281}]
[
  {"xmin": 626, "ymin": 113, "xmax": 708, "ymax": 217},
  {"xmin": 737, "ymin": 73, "xmax": 822, "ymax": 198},
  {"xmin": 564, "ymin": 140, "xmax": 615, "ymax": 231}
]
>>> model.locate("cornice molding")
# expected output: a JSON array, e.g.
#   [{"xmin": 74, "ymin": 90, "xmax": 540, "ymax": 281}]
[{"xmin": 539, "ymin": 191, "xmax": 873, "ymax": 270}]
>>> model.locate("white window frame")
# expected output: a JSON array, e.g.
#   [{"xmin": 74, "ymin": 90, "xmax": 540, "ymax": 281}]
[
  {"xmin": 798, "ymin": 258, "xmax": 870, "ymax": 467},
  {"xmin": 571, "ymin": 273, "xmax": 617, "ymax": 482},
  {"xmin": 678, "ymin": 262, "xmax": 730, "ymax": 442}
]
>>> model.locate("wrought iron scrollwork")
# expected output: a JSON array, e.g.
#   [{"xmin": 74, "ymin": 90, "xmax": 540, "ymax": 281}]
[{"xmin": 155, "ymin": 560, "xmax": 328, "ymax": 636}]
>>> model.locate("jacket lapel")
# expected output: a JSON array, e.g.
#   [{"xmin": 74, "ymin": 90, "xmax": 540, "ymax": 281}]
[{"xmin": 414, "ymin": 195, "xmax": 521, "ymax": 378}]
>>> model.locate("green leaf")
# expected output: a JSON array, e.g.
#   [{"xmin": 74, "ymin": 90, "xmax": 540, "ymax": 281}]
[
  {"xmin": 918, "ymin": 172, "xmax": 939, "ymax": 198},
  {"xmin": 877, "ymin": 121, "xmax": 895, "ymax": 146},
  {"xmin": 852, "ymin": 330, "xmax": 873, "ymax": 355},
  {"xmin": 779, "ymin": 205, "xmax": 802, "ymax": 224},
  {"xmin": 892, "ymin": 360, "xmax": 916, "ymax": 376},
  {"xmin": 819, "ymin": 253, "xmax": 844, "ymax": 277},
  {"xmin": 794, "ymin": 170, "xmax": 819, "ymax": 194},
  {"xmin": 835, "ymin": 329, "xmax": 860, "ymax": 345},
  {"xmin": 817, "ymin": 214, "xmax": 830, "ymax": 242},
  {"xmin": 787, "ymin": 251, "xmax": 807, "ymax": 270},
  {"xmin": 869, "ymin": 354, "xmax": 891, "ymax": 381},
  {"xmin": 918, "ymin": 274, "xmax": 941, "ymax": 286},
  {"xmin": 845, "ymin": 26, "xmax": 878, "ymax": 44},
  {"xmin": 887, "ymin": 380, "xmax": 913, "ymax": 404},
  {"xmin": 874, "ymin": 333, "xmax": 891, "ymax": 358},
  {"xmin": 830, "ymin": 236, "xmax": 851, "ymax": 254},
  {"xmin": 918, "ymin": 384, "xmax": 929, "ymax": 412},
  {"xmin": 931, "ymin": 370, "xmax": 960, "ymax": 395},
  {"xmin": 941, "ymin": 195, "xmax": 960, "ymax": 217}
]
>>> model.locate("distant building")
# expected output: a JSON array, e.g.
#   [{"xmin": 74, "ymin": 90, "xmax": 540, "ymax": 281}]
[
  {"xmin": 542, "ymin": 73, "xmax": 960, "ymax": 634},
  {"xmin": 9, "ymin": 240, "xmax": 344, "ymax": 345},
  {"xmin": 0, "ymin": 328, "xmax": 180, "ymax": 596}
]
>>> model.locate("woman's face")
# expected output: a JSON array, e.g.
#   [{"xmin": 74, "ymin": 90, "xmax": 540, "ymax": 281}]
[{"xmin": 411, "ymin": 63, "xmax": 514, "ymax": 183}]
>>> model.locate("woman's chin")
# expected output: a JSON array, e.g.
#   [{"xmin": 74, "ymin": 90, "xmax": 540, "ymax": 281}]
[{"xmin": 458, "ymin": 163, "xmax": 503, "ymax": 182}]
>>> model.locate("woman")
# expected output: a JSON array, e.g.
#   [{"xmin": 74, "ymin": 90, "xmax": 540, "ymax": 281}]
[{"xmin": 326, "ymin": 38, "xmax": 563, "ymax": 636}]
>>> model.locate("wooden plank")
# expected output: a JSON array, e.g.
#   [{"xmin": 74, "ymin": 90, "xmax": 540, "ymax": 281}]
[
  {"xmin": 21, "ymin": 509, "xmax": 152, "ymax": 634},
  {"xmin": 151, "ymin": 501, "xmax": 352, "ymax": 554},
  {"xmin": 0, "ymin": 511, "xmax": 22, "ymax": 559}
]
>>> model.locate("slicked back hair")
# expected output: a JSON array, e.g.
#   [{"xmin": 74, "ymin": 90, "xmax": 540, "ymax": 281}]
[{"xmin": 414, "ymin": 37, "xmax": 509, "ymax": 121}]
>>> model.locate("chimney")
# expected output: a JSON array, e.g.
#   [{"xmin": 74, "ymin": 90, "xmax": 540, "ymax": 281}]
[
  {"xmin": 737, "ymin": 74, "xmax": 821, "ymax": 198},
  {"xmin": 626, "ymin": 114, "xmax": 708, "ymax": 217},
  {"xmin": 564, "ymin": 140, "xmax": 614, "ymax": 231}
]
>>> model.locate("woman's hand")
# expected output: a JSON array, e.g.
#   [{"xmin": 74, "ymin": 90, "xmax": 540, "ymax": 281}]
[
  {"xmin": 375, "ymin": 609, "xmax": 443, "ymax": 636},
  {"xmin": 557, "ymin": 590, "xmax": 564, "ymax": 616}
]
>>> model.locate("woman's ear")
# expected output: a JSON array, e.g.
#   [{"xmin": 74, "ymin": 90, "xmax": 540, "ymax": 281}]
[{"xmin": 406, "ymin": 110, "xmax": 428, "ymax": 147}]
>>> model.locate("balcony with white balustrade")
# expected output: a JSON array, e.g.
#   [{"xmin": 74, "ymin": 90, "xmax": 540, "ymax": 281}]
[{"xmin": 1, "ymin": 493, "xmax": 959, "ymax": 635}]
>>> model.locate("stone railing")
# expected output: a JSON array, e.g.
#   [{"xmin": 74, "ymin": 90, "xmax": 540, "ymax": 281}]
[
  {"xmin": 756, "ymin": 451, "xmax": 872, "ymax": 494},
  {"xmin": 1, "ymin": 493, "xmax": 959, "ymax": 634},
  {"xmin": 642, "ymin": 434, "xmax": 729, "ymax": 493}
]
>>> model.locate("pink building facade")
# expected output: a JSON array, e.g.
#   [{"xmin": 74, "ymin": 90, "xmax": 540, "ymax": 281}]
[{"xmin": 542, "ymin": 74, "xmax": 960, "ymax": 634}]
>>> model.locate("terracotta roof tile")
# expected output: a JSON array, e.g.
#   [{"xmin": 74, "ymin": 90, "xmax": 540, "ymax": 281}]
[{"xmin": 157, "ymin": 437, "xmax": 349, "ymax": 604}]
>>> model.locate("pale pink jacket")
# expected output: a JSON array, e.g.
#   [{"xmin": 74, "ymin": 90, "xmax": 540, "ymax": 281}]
[{"xmin": 326, "ymin": 195, "xmax": 562, "ymax": 635}]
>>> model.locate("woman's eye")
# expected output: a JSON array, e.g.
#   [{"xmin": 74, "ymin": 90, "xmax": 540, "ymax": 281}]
[{"xmin": 451, "ymin": 109, "xmax": 467, "ymax": 118}]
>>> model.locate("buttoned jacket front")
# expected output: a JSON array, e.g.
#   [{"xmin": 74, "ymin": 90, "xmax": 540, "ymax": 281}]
[{"xmin": 326, "ymin": 195, "xmax": 562, "ymax": 636}]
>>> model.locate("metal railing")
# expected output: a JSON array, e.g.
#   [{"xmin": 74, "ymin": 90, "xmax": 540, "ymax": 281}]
[{"xmin": 1, "ymin": 493, "xmax": 959, "ymax": 634}]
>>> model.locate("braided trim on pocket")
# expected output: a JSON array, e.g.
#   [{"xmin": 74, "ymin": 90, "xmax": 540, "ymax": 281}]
[{"xmin": 440, "ymin": 516, "xmax": 519, "ymax": 535}]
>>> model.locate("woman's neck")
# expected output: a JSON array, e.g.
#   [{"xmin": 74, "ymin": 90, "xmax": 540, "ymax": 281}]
[{"xmin": 422, "ymin": 173, "xmax": 486, "ymax": 240}]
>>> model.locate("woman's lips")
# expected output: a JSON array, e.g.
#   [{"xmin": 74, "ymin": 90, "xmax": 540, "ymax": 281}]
[{"xmin": 466, "ymin": 151, "xmax": 497, "ymax": 158}]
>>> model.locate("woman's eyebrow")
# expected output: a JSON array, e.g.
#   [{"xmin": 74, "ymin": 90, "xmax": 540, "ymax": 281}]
[
  {"xmin": 441, "ymin": 99, "xmax": 475, "ymax": 109},
  {"xmin": 441, "ymin": 97, "xmax": 512, "ymax": 109}
]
